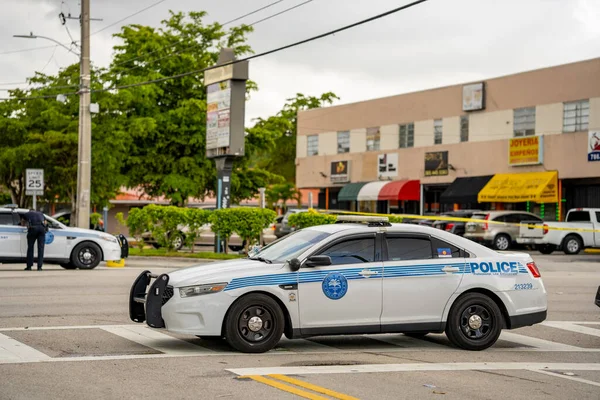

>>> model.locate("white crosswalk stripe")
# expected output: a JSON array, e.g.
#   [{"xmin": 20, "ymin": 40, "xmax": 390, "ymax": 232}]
[{"xmin": 0, "ymin": 321, "xmax": 598, "ymax": 364}]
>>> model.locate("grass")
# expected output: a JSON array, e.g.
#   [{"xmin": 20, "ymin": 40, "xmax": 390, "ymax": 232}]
[{"xmin": 129, "ymin": 247, "xmax": 244, "ymax": 260}]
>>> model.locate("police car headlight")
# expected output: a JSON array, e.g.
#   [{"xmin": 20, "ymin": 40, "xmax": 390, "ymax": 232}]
[
  {"xmin": 99, "ymin": 234, "xmax": 118, "ymax": 243},
  {"xmin": 179, "ymin": 283, "xmax": 228, "ymax": 298}
]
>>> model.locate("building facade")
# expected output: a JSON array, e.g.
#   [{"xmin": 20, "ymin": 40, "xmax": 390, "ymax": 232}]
[{"xmin": 295, "ymin": 57, "xmax": 600, "ymax": 220}]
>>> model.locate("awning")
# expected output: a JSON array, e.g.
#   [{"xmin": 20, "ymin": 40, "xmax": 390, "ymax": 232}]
[
  {"xmin": 378, "ymin": 180, "xmax": 420, "ymax": 201},
  {"xmin": 357, "ymin": 181, "xmax": 390, "ymax": 201},
  {"xmin": 338, "ymin": 182, "xmax": 368, "ymax": 202},
  {"xmin": 478, "ymin": 171, "xmax": 558, "ymax": 203},
  {"xmin": 440, "ymin": 175, "xmax": 493, "ymax": 204}
]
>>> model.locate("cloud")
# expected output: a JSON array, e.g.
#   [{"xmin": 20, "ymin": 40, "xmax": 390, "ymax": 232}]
[{"xmin": 1, "ymin": 0, "xmax": 599, "ymax": 125}]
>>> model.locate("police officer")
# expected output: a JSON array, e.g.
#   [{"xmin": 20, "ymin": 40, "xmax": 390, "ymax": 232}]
[{"xmin": 21, "ymin": 209, "xmax": 47, "ymax": 271}]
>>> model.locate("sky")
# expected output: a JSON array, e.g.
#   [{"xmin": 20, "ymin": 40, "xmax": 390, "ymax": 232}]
[{"xmin": 1, "ymin": 0, "xmax": 600, "ymax": 125}]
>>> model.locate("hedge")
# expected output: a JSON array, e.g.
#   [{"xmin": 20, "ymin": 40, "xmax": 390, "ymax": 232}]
[
  {"xmin": 119, "ymin": 205, "xmax": 276, "ymax": 253},
  {"xmin": 288, "ymin": 209, "xmax": 404, "ymax": 229}
]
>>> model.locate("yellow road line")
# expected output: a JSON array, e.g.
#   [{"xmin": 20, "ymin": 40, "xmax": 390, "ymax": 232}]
[
  {"xmin": 270, "ymin": 374, "xmax": 360, "ymax": 400},
  {"xmin": 239, "ymin": 375, "xmax": 329, "ymax": 400}
]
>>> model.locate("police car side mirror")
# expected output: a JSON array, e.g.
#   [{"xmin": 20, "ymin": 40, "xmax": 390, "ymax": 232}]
[
  {"xmin": 305, "ymin": 255, "xmax": 332, "ymax": 267},
  {"xmin": 289, "ymin": 258, "xmax": 301, "ymax": 272}
]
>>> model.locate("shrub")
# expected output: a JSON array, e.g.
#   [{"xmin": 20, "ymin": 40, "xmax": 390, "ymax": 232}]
[
  {"xmin": 288, "ymin": 209, "xmax": 337, "ymax": 229},
  {"xmin": 185, "ymin": 208, "xmax": 211, "ymax": 253}
]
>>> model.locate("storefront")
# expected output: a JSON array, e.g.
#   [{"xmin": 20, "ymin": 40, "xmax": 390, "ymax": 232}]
[
  {"xmin": 336, "ymin": 179, "xmax": 420, "ymax": 214},
  {"xmin": 477, "ymin": 170, "xmax": 560, "ymax": 220},
  {"xmin": 440, "ymin": 175, "xmax": 494, "ymax": 211}
]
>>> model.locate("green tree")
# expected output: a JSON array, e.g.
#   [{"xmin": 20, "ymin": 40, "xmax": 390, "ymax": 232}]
[
  {"xmin": 266, "ymin": 182, "xmax": 301, "ymax": 210},
  {"xmin": 108, "ymin": 11, "xmax": 280, "ymax": 206}
]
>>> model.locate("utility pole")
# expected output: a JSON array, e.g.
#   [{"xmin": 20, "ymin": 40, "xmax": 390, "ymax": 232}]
[{"xmin": 75, "ymin": 0, "xmax": 91, "ymax": 229}]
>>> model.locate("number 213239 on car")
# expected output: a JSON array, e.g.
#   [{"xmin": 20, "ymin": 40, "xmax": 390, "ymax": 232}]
[{"xmin": 129, "ymin": 216, "xmax": 547, "ymax": 353}]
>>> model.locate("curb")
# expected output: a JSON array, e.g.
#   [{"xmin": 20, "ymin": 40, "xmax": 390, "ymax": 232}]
[{"xmin": 584, "ymin": 249, "xmax": 600, "ymax": 254}]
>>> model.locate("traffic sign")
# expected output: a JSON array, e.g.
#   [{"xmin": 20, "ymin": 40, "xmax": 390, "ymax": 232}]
[{"xmin": 25, "ymin": 169, "xmax": 44, "ymax": 196}]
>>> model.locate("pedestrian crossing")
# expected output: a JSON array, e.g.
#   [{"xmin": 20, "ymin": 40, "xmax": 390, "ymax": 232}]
[{"xmin": 0, "ymin": 321, "xmax": 599, "ymax": 365}]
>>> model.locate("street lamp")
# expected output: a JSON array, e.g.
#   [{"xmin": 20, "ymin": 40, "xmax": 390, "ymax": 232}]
[
  {"xmin": 13, "ymin": 33, "xmax": 80, "ymax": 56},
  {"xmin": 14, "ymin": 27, "xmax": 91, "ymax": 229}
]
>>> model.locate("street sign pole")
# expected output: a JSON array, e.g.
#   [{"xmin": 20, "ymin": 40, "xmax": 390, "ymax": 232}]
[{"xmin": 204, "ymin": 49, "xmax": 248, "ymax": 253}]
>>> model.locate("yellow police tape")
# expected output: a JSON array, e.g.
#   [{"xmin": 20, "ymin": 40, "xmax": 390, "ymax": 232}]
[{"xmin": 313, "ymin": 209, "xmax": 600, "ymax": 233}]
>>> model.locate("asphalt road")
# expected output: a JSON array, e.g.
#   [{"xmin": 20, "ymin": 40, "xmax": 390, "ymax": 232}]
[{"xmin": 1, "ymin": 253, "xmax": 599, "ymax": 400}]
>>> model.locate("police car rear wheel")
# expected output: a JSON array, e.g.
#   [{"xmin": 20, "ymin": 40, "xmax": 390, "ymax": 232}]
[
  {"xmin": 446, "ymin": 293, "xmax": 502, "ymax": 351},
  {"xmin": 224, "ymin": 294, "xmax": 284, "ymax": 353},
  {"xmin": 71, "ymin": 242, "xmax": 102, "ymax": 269}
]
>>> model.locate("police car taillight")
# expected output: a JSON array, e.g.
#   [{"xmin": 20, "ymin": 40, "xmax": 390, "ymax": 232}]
[
  {"xmin": 527, "ymin": 262, "xmax": 541, "ymax": 278},
  {"xmin": 543, "ymin": 224, "xmax": 549, "ymax": 235}
]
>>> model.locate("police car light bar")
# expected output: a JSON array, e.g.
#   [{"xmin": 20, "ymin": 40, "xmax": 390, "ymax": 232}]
[
  {"xmin": 335, "ymin": 215, "xmax": 391, "ymax": 226},
  {"xmin": 1, "ymin": 204, "xmax": 19, "ymax": 209}
]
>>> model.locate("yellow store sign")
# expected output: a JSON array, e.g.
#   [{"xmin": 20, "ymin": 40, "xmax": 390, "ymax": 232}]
[
  {"xmin": 508, "ymin": 136, "xmax": 543, "ymax": 166},
  {"xmin": 478, "ymin": 171, "xmax": 558, "ymax": 203}
]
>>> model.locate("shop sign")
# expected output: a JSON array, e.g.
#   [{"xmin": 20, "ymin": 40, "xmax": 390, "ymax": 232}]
[
  {"xmin": 462, "ymin": 82, "xmax": 485, "ymax": 111},
  {"xmin": 378, "ymin": 153, "xmax": 398, "ymax": 178},
  {"xmin": 424, "ymin": 151, "xmax": 448, "ymax": 176},
  {"xmin": 509, "ymin": 136, "xmax": 543, "ymax": 166},
  {"xmin": 330, "ymin": 160, "xmax": 350, "ymax": 183},
  {"xmin": 588, "ymin": 130, "xmax": 600, "ymax": 162}
]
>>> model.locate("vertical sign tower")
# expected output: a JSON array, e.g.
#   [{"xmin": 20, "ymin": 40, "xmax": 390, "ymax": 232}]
[{"xmin": 204, "ymin": 49, "xmax": 248, "ymax": 252}]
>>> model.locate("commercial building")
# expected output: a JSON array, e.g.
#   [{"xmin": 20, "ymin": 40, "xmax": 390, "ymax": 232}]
[{"xmin": 295, "ymin": 57, "xmax": 600, "ymax": 221}]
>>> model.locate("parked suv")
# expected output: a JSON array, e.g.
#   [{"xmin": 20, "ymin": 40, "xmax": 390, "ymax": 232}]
[
  {"xmin": 464, "ymin": 211, "xmax": 542, "ymax": 251},
  {"xmin": 432, "ymin": 210, "xmax": 481, "ymax": 237}
]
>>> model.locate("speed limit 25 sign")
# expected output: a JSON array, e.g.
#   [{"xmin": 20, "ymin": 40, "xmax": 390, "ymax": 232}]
[{"xmin": 26, "ymin": 169, "xmax": 44, "ymax": 196}]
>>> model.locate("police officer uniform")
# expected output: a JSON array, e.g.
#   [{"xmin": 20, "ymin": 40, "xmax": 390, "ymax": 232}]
[{"xmin": 21, "ymin": 210, "xmax": 47, "ymax": 271}]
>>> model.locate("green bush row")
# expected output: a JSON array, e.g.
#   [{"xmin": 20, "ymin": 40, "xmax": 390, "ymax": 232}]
[
  {"xmin": 117, "ymin": 205, "xmax": 276, "ymax": 253},
  {"xmin": 287, "ymin": 210, "xmax": 404, "ymax": 229}
]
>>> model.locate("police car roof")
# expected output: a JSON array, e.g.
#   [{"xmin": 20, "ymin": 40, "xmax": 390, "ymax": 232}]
[{"xmin": 0, "ymin": 207, "xmax": 40, "ymax": 214}]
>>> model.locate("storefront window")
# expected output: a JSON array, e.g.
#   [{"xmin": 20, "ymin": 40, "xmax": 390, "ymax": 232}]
[
  {"xmin": 514, "ymin": 107, "xmax": 536, "ymax": 137},
  {"xmin": 337, "ymin": 131, "xmax": 350, "ymax": 153},
  {"xmin": 307, "ymin": 135, "xmax": 318, "ymax": 156},
  {"xmin": 434, "ymin": 119, "xmax": 443, "ymax": 145},
  {"xmin": 563, "ymin": 100, "xmax": 589, "ymax": 133},
  {"xmin": 366, "ymin": 127, "xmax": 380, "ymax": 151},
  {"xmin": 399, "ymin": 123, "xmax": 414, "ymax": 148}
]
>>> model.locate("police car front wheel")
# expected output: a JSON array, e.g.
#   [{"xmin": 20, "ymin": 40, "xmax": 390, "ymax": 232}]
[
  {"xmin": 445, "ymin": 293, "xmax": 503, "ymax": 351},
  {"xmin": 71, "ymin": 242, "xmax": 102, "ymax": 269},
  {"xmin": 224, "ymin": 294, "xmax": 285, "ymax": 353}
]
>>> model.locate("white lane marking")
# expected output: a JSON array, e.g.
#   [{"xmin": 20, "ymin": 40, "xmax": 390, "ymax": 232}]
[
  {"xmin": 542, "ymin": 321, "xmax": 600, "ymax": 338},
  {"xmin": 227, "ymin": 362, "xmax": 600, "ymax": 376},
  {"xmin": 0, "ymin": 324, "xmax": 135, "ymax": 332},
  {"xmin": 100, "ymin": 325, "xmax": 215, "ymax": 355},
  {"xmin": 531, "ymin": 369, "xmax": 600, "ymax": 388},
  {"xmin": 499, "ymin": 331, "xmax": 583, "ymax": 351},
  {"xmin": 0, "ymin": 333, "xmax": 51, "ymax": 363},
  {"xmin": 276, "ymin": 338, "xmax": 339, "ymax": 353}
]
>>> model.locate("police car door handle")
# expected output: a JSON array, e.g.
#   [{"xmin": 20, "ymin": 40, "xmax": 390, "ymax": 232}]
[
  {"xmin": 359, "ymin": 269, "xmax": 378, "ymax": 277},
  {"xmin": 442, "ymin": 266, "xmax": 460, "ymax": 273}
]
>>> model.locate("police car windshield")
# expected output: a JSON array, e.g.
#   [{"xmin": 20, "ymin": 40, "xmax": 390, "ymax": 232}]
[{"xmin": 253, "ymin": 229, "xmax": 331, "ymax": 263}]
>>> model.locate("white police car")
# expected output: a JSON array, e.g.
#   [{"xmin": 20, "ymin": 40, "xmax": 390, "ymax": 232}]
[
  {"xmin": 129, "ymin": 216, "xmax": 547, "ymax": 353},
  {"xmin": 0, "ymin": 205, "xmax": 128, "ymax": 269}
]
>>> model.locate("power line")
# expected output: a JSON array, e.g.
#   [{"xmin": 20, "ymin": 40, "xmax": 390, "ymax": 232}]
[
  {"xmin": 0, "ymin": 45, "xmax": 57, "ymax": 56},
  {"xmin": 111, "ymin": 0, "xmax": 287, "ymax": 69},
  {"xmin": 1, "ymin": 0, "xmax": 430, "ymax": 101},
  {"xmin": 91, "ymin": 0, "xmax": 168, "ymax": 36},
  {"xmin": 114, "ymin": 0, "xmax": 313, "ymax": 75}
]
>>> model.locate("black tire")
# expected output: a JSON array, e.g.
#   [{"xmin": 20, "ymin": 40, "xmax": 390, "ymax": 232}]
[
  {"xmin": 151, "ymin": 243, "xmax": 161, "ymax": 249},
  {"xmin": 493, "ymin": 234, "xmax": 511, "ymax": 251},
  {"xmin": 170, "ymin": 232, "xmax": 185, "ymax": 251},
  {"xmin": 71, "ymin": 242, "xmax": 102, "ymax": 270},
  {"xmin": 563, "ymin": 235, "xmax": 582, "ymax": 255},
  {"xmin": 538, "ymin": 244, "xmax": 555, "ymax": 255},
  {"xmin": 224, "ymin": 293, "xmax": 284, "ymax": 353},
  {"xmin": 228, "ymin": 245, "xmax": 244, "ymax": 252},
  {"xmin": 445, "ymin": 293, "xmax": 503, "ymax": 351},
  {"xmin": 60, "ymin": 263, "xmax": 77, "ymax": 270}
]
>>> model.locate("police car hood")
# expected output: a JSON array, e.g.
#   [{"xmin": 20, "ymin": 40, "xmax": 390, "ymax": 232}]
[
  {"xmin": 59, "ymin": 227, "xmax": 108, "ymax": 238},
  {"xmin": 166, "ymin": 258, "xmax": 287, "ymax": 287}
]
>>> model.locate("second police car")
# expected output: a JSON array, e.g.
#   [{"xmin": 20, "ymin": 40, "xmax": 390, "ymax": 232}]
[
  {"xmin": 0, "ymin": 205, "xmax": 128, "ymax": 269},
  {"xmin": 129, "ymin": 216, "xmax": 547, "ymax": 353}
]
